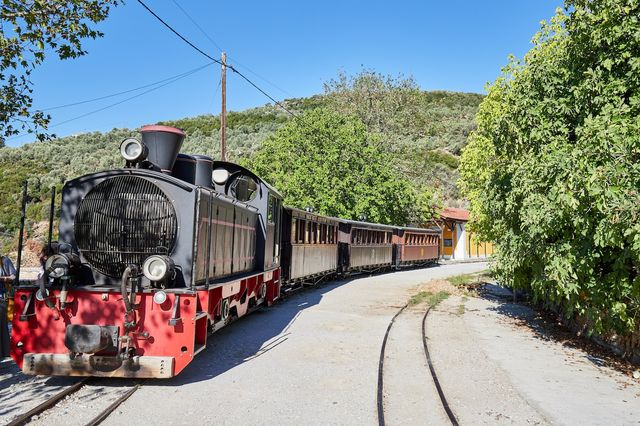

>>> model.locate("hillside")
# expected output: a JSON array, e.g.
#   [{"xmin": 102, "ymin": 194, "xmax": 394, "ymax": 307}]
[{"xmin": 0, "ymin": 88, "xmax": 482, "ymax": 254}]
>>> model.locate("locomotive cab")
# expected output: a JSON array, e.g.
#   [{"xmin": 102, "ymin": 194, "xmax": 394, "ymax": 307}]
[{"xmin": 210, "ymin": 161, "xmax": 284, "ymax": 273}]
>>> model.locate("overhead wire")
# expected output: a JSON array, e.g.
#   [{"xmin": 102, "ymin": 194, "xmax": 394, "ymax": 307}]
[
  {"xmin": 135, "ymin": 0, "xmax": 219, "ymax": 64},
  {"xmin": 136, "ymin": 0, "xmax": 296, "ymax": 116},
  {"xmin": 168, "ymin": 0, "xmax": 293, "ymax": 98},
  {"xmin": 6, "ymin": 61, "xmax": 214, "ymax": 142},
  {"xmin": 169, "ymin": 0, "xmax": 224, "ymax": 53},
  {"xmin": 51, "ymin": 62, "xmax": 214, "ymax": 128},
  {"xmin": 41, "ymin": 63, "xmax": 215, "ymax": 111}
]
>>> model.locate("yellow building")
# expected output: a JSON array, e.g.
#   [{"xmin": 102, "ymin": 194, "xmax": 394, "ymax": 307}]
[{"xmin": 437, "ymin": 207, "xmax": 493, "ymax": 260}]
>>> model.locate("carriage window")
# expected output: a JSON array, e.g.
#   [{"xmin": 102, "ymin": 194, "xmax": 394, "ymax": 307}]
[
  {"xmin": 292, "ymin": 219, "xmax": 298, "ymax": 243},
  {"xmin": 299, "ymin": 220, "xmax": 305, "ymax": 243},
  {"xmin": 229, "ymin": 174, "xmax": 259, "ymax": 202},
  {"xmin": 443, "ymin": 239, "xmax": 453, "ymax": 247},
  {"xmin": 267, "ymin": 194, "xmax": 274, "ymax": 223}
]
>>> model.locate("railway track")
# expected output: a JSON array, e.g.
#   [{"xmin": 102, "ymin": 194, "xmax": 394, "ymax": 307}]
[
  {"xmin": 376, "ymin": 303, "xmax": 459, "ymax": 426},
  {"xmin": 6, "ymin": 377, "xmax": 142, "ymax": 426}
]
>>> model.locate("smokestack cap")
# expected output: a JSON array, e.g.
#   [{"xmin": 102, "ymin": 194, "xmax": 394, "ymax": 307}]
[{"xmin": 141, "ymin": 125, "xmax": 186, "ymax": 173}]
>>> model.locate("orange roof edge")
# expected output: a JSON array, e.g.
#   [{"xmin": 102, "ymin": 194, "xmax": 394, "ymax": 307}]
[{"xmin": 439, "ymin": 207, "xmax": 470, "ymax": 222}]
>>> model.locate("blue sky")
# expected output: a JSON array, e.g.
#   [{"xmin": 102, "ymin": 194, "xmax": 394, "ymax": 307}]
[{"xmin": 8, "ymin": 0, "xmax": 561, "ymax": 147}]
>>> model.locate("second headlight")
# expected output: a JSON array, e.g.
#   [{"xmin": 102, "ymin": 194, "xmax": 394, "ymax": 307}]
[
  {"xmin": 142, "ymin": 255, "xmax": 174, "ymax": 282},
  {"xmin": 120, "ymin": 137, "xmax": 148, "ymax": 163}
]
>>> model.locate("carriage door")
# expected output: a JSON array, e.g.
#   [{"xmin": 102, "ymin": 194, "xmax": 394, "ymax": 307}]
[{"xmin": 269, "ymin": 195, "xmax": 282, "ymax": 265}]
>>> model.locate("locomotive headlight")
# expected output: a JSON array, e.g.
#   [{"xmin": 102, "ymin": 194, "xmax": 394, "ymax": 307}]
[
  {"xmin": 45, "ymin": 253, "xmax": 74, "ymax": 278},
  {"xmin": 153, "ymin": 290, "xmax": 167, "ymax": 305},
  {"xmin": 120, "ymin": 138, "xmax": 148, "ymax": 162},
  {"xmin": 212, "ymin": 168, "xmax": 230, "ymax": 185},
  {"xmin": 142, "ymin": 255, "xmax": 174, "ymax": 282}
]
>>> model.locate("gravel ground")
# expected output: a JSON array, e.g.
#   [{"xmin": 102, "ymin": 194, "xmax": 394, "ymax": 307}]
[
  {"xmin": 0, "ymin": 360, "xmax": 81, "ymax": 425},
  {"xmin": 383, "ymin": 305, "xmax": 448, "ymax": 424},
  {"xmin": 427, "ymin": 296, "xmax": 548, "ymax": 425}
]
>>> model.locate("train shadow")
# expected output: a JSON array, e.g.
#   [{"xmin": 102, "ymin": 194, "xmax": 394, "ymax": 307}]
[{"xmin": 158, "ymin": 276, "xmax": 357, "ymax": 386}]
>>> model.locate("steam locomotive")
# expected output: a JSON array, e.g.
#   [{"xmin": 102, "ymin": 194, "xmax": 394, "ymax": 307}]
[{"xmin": 10, "ymin": 125, "xmax": 440, "ymax": 378}]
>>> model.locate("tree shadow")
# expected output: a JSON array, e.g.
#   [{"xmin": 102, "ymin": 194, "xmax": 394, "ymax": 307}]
[
  {"xmin": 0, "ymin": 359, "xmax": 82, "ymax": 422},
  {"xmin": 476, "ymin": 283, "xmax": 630, "ymax": 373}
]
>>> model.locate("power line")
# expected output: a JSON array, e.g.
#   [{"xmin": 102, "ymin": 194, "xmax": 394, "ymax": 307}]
[
  {"xmin": 168, "ymin": 0, "xmax": 292, "ymax": 98},
  {"xmin": 41, "ymin": 63, "xmax": 214, "ymax": 111},
  {"xmin": 230, "ymin": 66, "xmax": 296, "ymax": 115},
  {"xmin": 7, "ymin": 62, "xmax": 213, "ymax": 142},
  {"xmin": 52, "ymin": 62, "xmax": 213, "ymax": 128},
  {"xmin": 135, "ymin": 0, "xmax": 219, "ymax": 64},
  {"xmin": 227, "ymin": 57, "xmax": 294, "ymax": 98},
  {"xmin": 170, "ymin": 0, "xmax": 224, "ymax": 53},
  {"xmin": 136, "ymin": 0, "xmax": 296, "ymax": 116}
]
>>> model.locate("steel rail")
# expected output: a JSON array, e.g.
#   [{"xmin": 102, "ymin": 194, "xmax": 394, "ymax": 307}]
[
  {"xmin": 422, "ymin": 306, "xmax": 459, "ymax": 426},
  {"xmin": 376, "ymin": 303, "xmax": 408, "ymax": 426},
  {"xmin": 7, "ymin": 378, "xmax": 91, "ymax": 426},
  {"xmin": 85, "ymin": 382, "xmax": 142, "ymax": 426}
]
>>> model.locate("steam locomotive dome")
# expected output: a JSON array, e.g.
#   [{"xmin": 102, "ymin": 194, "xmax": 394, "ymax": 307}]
[{"xmin": 74, "ymin": 175, "xmax": 178, "ymax": 277}]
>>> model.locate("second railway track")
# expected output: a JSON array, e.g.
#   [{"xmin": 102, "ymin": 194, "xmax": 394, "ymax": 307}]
[
  {"xmin": 6, "ymin": 377, "xmax": 142, "ymax": 426},
  {"xmin": 377, "ymin": 301, "xmax": 459, "ymax": 426}
]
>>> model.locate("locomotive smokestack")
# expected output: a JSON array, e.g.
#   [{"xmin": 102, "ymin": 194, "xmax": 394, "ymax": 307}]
[{"xmin": 140, "ymin": 125, "xmax": 186, "ymax": 173}]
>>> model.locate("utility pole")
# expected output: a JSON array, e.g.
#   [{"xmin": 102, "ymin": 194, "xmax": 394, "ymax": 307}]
[{"xmin": 220, "ymin": 51, "xmax": 227, "ymax": 162}]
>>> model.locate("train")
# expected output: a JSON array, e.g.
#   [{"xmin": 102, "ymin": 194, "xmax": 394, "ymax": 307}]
[{"xmin": 9, "ymin": 125, "xmax": 440, "ymax": 378}]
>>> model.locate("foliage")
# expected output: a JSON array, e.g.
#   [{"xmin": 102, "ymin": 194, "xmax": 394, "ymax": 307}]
[
  {"xmin": 459, "ymin": 0, "xmax": 640, "ymax": 335},
  {"xmin": 243, "ymin": 108, "xmax": 422, "ymax": 225},
  {"xmin": 409, "ymin": 290, "xmax": 449, "ymax": 306},
  {"xmin": 0, "ymin": 0, "xmax": 119, "ymax": 145},
  {"xmin": 324, "ymin": 70, "xmax": 483, "ymax": 205},
  {"xmin": 0, "ymin": 82, "xmax": 482, "ymax": 252}
]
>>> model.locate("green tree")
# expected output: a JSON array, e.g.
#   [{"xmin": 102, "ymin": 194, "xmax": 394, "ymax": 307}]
[
  {"xmin": 323, "ymin": 69, "xmax": 422, "ymax": 137},
  {"xmin": 459, "ymin": 0, "xmax": 640, "ymax": 335},
  {"xmin": 0, "ymin": 0, "xmax": 120, "ymax": 145},
  {"xmin": 324, "ymin": 69, "xmax": 482, "ymax": 206},
  {"xmin": 243, "ymin": 108, "xmax": 420, "ymax": 225}
]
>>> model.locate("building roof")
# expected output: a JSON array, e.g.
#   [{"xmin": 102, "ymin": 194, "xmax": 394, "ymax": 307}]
[{"xmin": 440, "ymin": 207, "xmax": 470, "ymax": 222}]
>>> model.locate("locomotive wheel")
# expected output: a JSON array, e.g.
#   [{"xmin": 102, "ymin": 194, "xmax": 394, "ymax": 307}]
[
  {"xmin": 259, "ymin": 282, "xmax": 267, "ymax": 300},
  {"xmin": 221, "ymin": 299, "xmax": 230, "ymax": 321}
]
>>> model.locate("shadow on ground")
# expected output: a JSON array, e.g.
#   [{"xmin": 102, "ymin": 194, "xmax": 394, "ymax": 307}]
[
  {"xmin": 476, "ymin": 283, "xmax": 629, "ymax": 373},
  {"xmin": 0, "ymin": 277, "xmax": 356, "ymax": 423}
]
